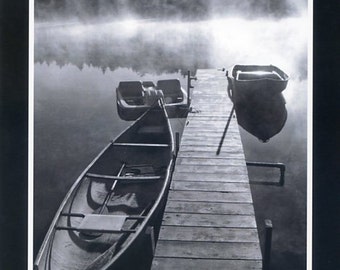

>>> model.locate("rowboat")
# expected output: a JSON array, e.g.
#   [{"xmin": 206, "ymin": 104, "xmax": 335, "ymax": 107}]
[
  {"xmin": 116, "ymin": 79, "xmax": 189, "ymax": 121},
  {"xmin": 226, "ymin": 65, "xmax": 289, "ymax": 142},
  {"xmin": 34, "ymin": 100, "xmax": 175, "ymax": 270},
  {"xmin": 226, "ymin": 64, "xmax": 289, "ymax": 103}
]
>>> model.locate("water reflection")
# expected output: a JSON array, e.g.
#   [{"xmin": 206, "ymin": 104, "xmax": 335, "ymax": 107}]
[
  {"xmin": 35, "ymin": 20, "xmax": 214, "ymax": 75},
  {"xmin": 235, "ymin": 92, "xmax": 287, "ymax": 142}
]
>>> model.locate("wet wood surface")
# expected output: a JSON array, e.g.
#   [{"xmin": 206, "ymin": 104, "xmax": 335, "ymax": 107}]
[{"xmin": 151, "ymin": 69, "xmax": 262, "ymax": 269}]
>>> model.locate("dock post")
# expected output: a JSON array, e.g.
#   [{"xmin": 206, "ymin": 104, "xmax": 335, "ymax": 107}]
[
  {"xmin": 263, "ymin": 219, "xmax": 273, "ymax": 270},
  {"xmin": 146, "ymin": 226, "xmax": 155, "ymax": 256},
  {"xmin": 175, "ymin": 132, "xmax": 180, "ymax": 156}
]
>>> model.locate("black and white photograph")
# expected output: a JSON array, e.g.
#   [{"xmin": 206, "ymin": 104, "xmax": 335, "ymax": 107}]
[{"xmin": 31, "ymin": 1, "xmax": 311, "ymax": 269}]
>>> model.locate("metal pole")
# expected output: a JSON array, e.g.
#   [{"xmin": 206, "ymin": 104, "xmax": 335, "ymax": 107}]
[
  {"xmin": 187, "ymin": 70, "xmax": 191, "ymax": 107},
  {"xmin": 187, "ymin": 70, "xmax": 197, "ymax": 107},
  {"xmin": 263, "ymin": 219, "xmax": 273, "ymax": 270}
]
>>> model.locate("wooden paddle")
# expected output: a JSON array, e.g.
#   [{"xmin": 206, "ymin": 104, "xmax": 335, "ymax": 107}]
[
  {"xmin": 97, "ymin": 163, "xmax": 126, "ymax": 214},
  {"xmin": 80, "ymin": 163, "xmax": 126, "ymax": 238}
]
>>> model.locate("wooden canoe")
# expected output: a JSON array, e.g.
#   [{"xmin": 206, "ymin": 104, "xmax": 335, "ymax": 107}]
[{"xmin": 34, "ymin": 100, "xmax": 175, "ymax": 270}]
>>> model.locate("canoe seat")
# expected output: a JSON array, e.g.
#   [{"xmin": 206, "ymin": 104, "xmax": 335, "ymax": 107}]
[
  {"xmin": 79, "ymin": 214, "xmax": 126, "ymax": 232},
  {"xmin": 138, "ymin": 126, "xmax": 166, "ymax": 134},
  {"xmin": 118, "ymin": 81, "xmax": 144, "ymax": 98},
  {"xmin": 157, "ymin": 79, "xmax": 184, "ymax": 103},
  {"xmin": 157, "ymin": 79, "xmax": 182, "ymax": 97},
  {"xmin": 118, "ymin": 81, "xmax": 145, "ymax": 105},
  {"xmin": 56, "ymin": 213, "xmax": 145, "ymax": 233}
]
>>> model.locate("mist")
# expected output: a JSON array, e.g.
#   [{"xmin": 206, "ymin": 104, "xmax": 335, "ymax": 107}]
[
  {"xmin": 35, "ymin": 0, "xmax": 307, "ymax": 22},
  {"xmin": 35, "ymin": 16, "xmax": 307, "ymax": 80},
  {"xmin": 35, "ymin": 0, "xmax": 308, "ymax": 77}
]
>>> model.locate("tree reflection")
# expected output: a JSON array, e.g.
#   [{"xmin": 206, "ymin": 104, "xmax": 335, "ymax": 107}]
[{"xmin": 35, "ymin": 21, "xmax": 213, "ymax": 75}]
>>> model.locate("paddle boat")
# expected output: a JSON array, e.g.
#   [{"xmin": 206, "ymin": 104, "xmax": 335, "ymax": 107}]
[{"xmin": 116, "ymin": 79, "xmax": 189, "ymax": 121}]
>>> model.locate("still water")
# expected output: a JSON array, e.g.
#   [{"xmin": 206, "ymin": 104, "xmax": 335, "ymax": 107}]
[{"xmin": 34, "ymin": 17, "xmax": 308, "ymax": 269}]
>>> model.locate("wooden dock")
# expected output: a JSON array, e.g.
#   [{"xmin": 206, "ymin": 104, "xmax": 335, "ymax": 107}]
[{"xmin": 151, "ymin": 69, "xmax": 262, "ymax": 269}]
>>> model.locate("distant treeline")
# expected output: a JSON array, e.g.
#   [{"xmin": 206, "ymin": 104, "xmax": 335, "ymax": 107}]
[{"xmin": 35, "ymin": 0, "xmax": 302, "ymax": 21}]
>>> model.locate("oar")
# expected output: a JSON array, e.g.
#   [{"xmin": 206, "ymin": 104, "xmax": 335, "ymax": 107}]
[
  {"xmin": 96, "ymin": 163, "xmax": 126, "ymax": 214},
  {"xmin": 81, "ymin": 163, "xmax": 126, "ymax": 238}
]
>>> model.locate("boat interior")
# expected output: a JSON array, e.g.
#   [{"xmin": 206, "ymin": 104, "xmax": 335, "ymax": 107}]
[
  {"xmin": 231, "ymin": 65, "xmax": 289, "ymax": 81},
  {"xmin": 118, "ymin": 79, "xmax": 185, "ymax": 105},
  {"xmin": 236, "ymin": 70, "xmax": 283, "ymax": 81},
  {"xmin": 38, "ymin": 151, "xmax": 170, "ymax": 270}
]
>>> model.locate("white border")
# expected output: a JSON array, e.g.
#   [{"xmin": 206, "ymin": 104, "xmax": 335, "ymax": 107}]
[
  {"xmin": 307, "ymin": 0, "xmax": 313, "ymax": 269},
  {"xmin": 28, "ymin": 0, "xmax": 34, "ymax": 269},
  {"xmin": 28, "ymin": 3, "xmax": 313, "ymax": 269}
]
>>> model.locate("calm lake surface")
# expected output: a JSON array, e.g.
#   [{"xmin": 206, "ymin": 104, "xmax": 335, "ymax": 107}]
[{"xmin": 34, "ymin": 16, "xmax": 308, "ymax": 269}]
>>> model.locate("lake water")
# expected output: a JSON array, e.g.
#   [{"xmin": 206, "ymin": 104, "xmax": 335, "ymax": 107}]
[{"xmin": 34, "ymin": 16, "xmax": 308, "ymax": 269}]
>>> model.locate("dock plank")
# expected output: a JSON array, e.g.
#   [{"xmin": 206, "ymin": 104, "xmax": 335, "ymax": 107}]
[
  {"xmin": 171, "ymin": 181, "xmax": 250, "ymax": 193},
  {"xmin": 174, "ymin": 164, "xmax": 248, "ymax": 175},
  {"xmin": 162, "ymin": 213, "xmax": 256, "ymax": 228},
  {"xmin": 158, "ymin": 226, "xmax": 259, "ymax": 242},
  {"xmin": 152, "ymin": 258, "xmax": 262, "ymax": 270},
  {"xmin": 177, "ymin": 151, "xmax": 245, "ymax": 159},
  {"xmin": 165, "ymin": 201, "xmax": 254, "ymax": 215},
  {"xmin": 172, "ymin": 171, "xmax": 249, "ymax": 183},
  {"xmin": 167, "ymin": 190, "xmax": 253, "ymax": 203},
  {"xmin": 154, "ymin": 241, "xmax": 262, "ymax": 260},
  {"xmin": 176, "ymin": 157, "xmax": 246, "ymax": 165},
  {"xmin": 180, "ymin": 134, "xmax": 242, "ymax": 143}
]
